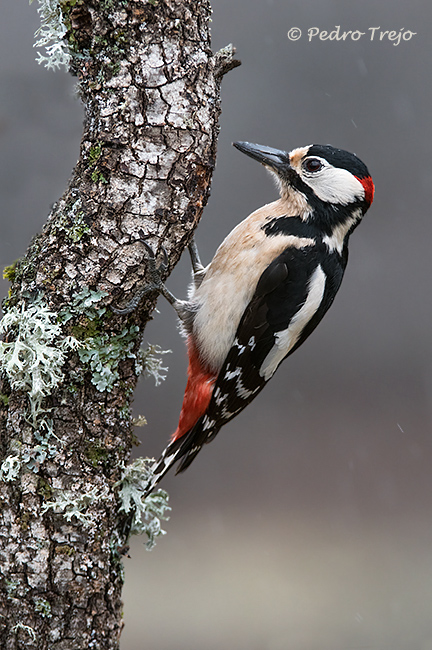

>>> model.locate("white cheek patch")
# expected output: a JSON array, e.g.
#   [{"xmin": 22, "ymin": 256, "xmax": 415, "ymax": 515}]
[
  {"xmin": 303, "ymin": 166, "xmax": 365, "ymax": 205},
  {"xmin": 259, "ymin": 264, "xmax": 326, "ymax": 380}
]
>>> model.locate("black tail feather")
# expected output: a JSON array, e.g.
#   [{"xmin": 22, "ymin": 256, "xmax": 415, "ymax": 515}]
[{"xmin": 144, "ymin": 419, "xmax": 221, "ymax": 494}]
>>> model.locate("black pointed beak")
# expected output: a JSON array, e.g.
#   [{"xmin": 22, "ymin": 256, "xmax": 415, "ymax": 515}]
[{"xmin": 233, "ymin": 141, "xmax": 290, "ymax": 172}]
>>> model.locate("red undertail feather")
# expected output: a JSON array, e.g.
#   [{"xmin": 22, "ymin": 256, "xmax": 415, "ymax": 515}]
[{"xmin": 171, "ymin": 336, "xmax": 216, "ymax": 442}]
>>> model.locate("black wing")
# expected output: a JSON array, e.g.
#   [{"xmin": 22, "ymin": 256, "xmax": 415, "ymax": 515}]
[{"xmin": 145, "ymin": 242, "xmax": 347, "ymax": 489}]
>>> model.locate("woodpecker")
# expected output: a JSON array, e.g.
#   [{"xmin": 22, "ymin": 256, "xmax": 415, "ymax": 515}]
[{"xmin": 134, "ymin": 141, "xmax": 374, "ymax": 495}]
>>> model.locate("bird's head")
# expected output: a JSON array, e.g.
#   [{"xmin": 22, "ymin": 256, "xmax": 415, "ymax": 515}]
[{"xmin": 233, "ymin": 141, "xmax": 374, "ymax": 217}]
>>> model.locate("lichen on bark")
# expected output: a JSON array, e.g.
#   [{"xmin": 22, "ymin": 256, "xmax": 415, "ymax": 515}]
[{"xmin": 0, "ymin": 1, "xmax": 239, "ymax": 648}]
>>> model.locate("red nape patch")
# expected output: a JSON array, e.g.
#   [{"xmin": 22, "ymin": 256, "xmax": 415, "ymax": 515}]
[
  {"xmin": 171, "ymin": 337, "xmax": 216, "ymax": 441},
  {"xmin": 356, "ymin": 175, "xmax": 375, "ymax": 206}
]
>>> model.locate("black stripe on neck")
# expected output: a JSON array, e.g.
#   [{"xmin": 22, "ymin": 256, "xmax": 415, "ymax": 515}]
[
  {"xmin": 262, "ymin": 216, "xmax": 320, "ymax": 239},
  {"xmin": 263, "ymin": 202, "xmax": 363, "ymax": 240}
]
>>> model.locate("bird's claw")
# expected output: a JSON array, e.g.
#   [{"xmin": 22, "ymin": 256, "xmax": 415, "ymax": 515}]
[
  {"xmin": 112, "ymin": 234, "xmax": 175, "ymax": 315},
  {"xmin": 138, "ymin": 230, "xmax": 169, "ymax": 275}
]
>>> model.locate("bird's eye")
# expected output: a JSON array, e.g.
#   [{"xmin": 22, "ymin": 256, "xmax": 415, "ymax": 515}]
[{"xmin": 303, "ymin": 158, "xmax": 323, "ymax": 173}]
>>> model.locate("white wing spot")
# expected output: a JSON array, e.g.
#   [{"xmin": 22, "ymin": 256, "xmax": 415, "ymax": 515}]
[
  {"xmin": 235, "ymin": 377, "xmax": 260, "ymax": 399},
  {"xmin": 225, "ymin": 367, "xmax": 242, "ymax": 380},
  {"xmin": 202, "ymin": 417, "xmax": 214, "ymax": 431},
  {"xmin": 234, "ymin": 338, "xmax": 246, "ymax": 353},
  {"xmin": 213, "ymin": 387, "xmax": 224, "ymax": 406},
  {"xmin": 189, "ymin": 445, "xmax": 201, "ymax": 455},
  {"xmin": 221, "ymin": 405, "xmax": 242, "ymax": 419}
]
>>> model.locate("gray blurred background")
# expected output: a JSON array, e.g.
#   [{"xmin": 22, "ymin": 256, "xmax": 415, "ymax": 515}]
[{"xmin": 1, "ymin": 1, "xmax": 432, "ymax": 648}]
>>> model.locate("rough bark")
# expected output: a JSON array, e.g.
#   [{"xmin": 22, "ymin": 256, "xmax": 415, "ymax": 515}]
[{"xmin": 0, "ymin": 1, "xmax": 239, "ymax": 648}]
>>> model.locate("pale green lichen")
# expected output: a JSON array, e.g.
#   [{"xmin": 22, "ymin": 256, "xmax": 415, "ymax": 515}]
[
  {"xmin": 0, "ymin": 290, "xmax": 171, "ymax": 548},
  {"xmin": 41, "ymin": 484, "xmax": 110, "ymax": 526},
  {"xmin": 42, "ymin": 472, "xmax": 169, "ymax": 551},
  {"xmin": 62, "ymin": 287, "xmax": 127, "ymax": 392},
  {"xmin": 0, "ymin": 297, "xmax": 82, "ymax": 480},
  {"xmin": 116, "ymin": 458, "xmax": 170, "ymax": 550},
  {"xmin": 60, "ymin": 287, "xmax": 108, "ymax": 323},
  {"xmin": 31, "ymin": 0, "xmax": 71, "ymax": 70},
  {"xmin": 66, "ymin": 290, "xmax": 170, "ymax": 391},
  {"xmin": 20, "ymin": 419, "xmax": 59, "ymax": 473},
  {"xmin": 132, "ymin": 414, "xmax": 147, "ymax": 427},
  {"xmin": 0, "ymin": 300, "xmax": 82, "ymax": 427},
  {"xmin": 88, "ymin": 143, "xmax": 109, "ymax": 184},
  {"xmin": 53, "ymin": 198, "xmax": 90, "ymax": 243},
  {"xmin": 77, "ymin": 325, "xmax": 140, "ymax": 392},
  {"xmin": 11, "ymin": 623, "xmax": 37, "ymax": 641},
  {"xmin": 91, "ymin": 169, "xmax": 108, "ymax": 184},
  {"xmin": 0, "ymin": 290, "xmax": 168, "ymax": 422},
  {"xmin": 34, "ymin": 597, "xmax": 52, "ymax": 619},
  {"xmin": 139, "ymin": 343, "xmax": 171, "ymax": 386},
  {"xmin": 0, "ymin": 455, "xmax": 21, "ymax": 482},
  {"xmin": 5, "ymin": 579, "xmax": 20, "ymax": 600}
]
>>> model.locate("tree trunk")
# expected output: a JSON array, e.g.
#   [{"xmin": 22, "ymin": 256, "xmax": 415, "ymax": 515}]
[{"xmin": 0, "ymin": 1, "xmax": 239, "ymax": 648}]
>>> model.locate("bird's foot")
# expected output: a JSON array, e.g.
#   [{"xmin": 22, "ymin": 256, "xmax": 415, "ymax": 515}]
[{"xmin": 112, "ymin": 231, "xmax": 182, "ymax": 315}]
